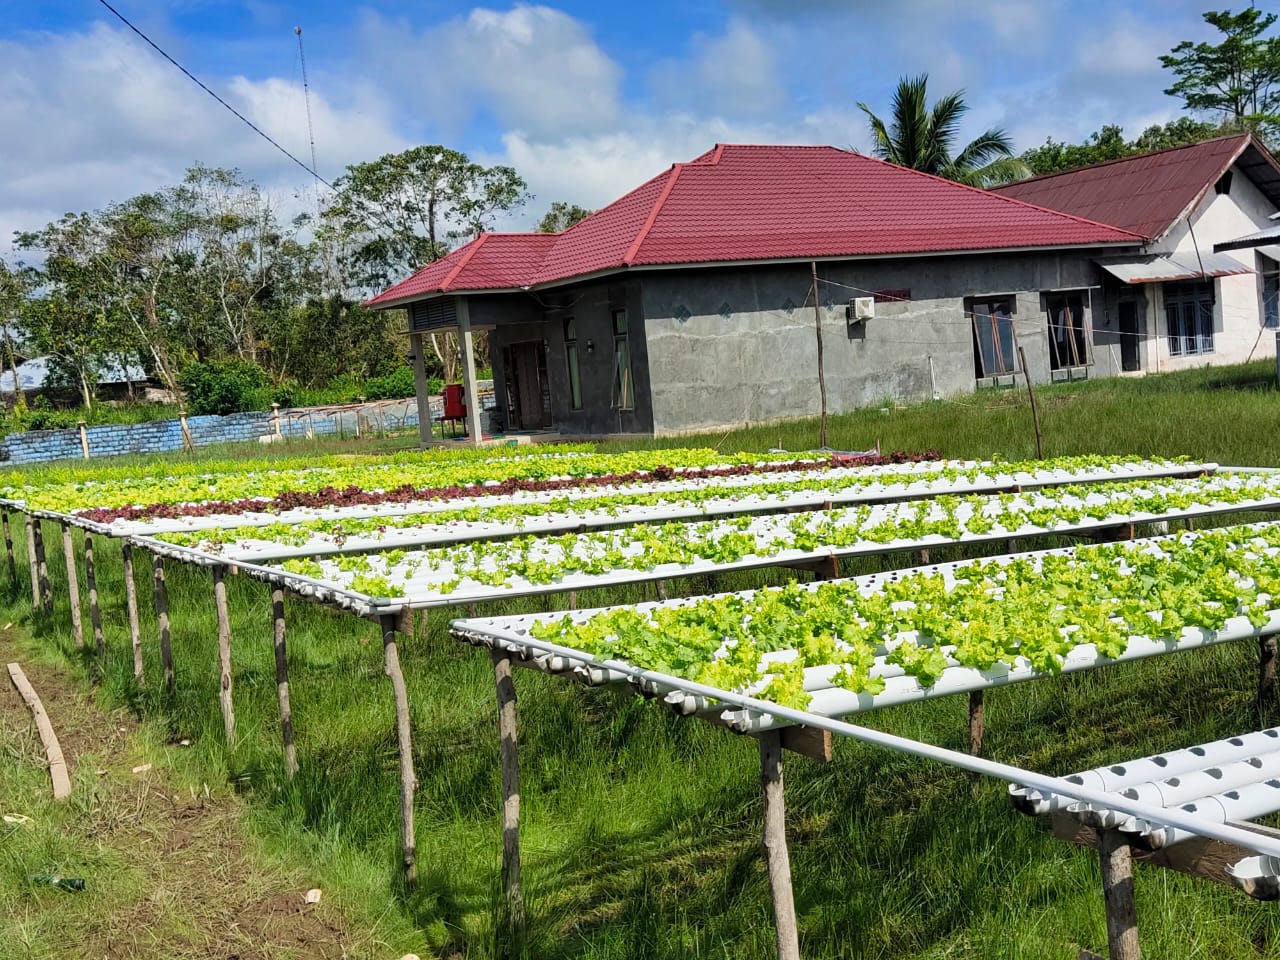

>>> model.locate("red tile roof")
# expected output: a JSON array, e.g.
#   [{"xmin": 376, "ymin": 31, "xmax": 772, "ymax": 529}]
[
  {"xmin": 991, "ymin": 135, "xmax": 1255, "ymax": 241},
  {"xmin": 368, "ymin": 144, "xmax": 1142, "ymax": 307}
]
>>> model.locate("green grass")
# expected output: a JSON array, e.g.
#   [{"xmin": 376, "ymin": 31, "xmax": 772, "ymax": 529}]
[{"xmin": 4, "ymin": 360, "xmax": 1280, "ymax": 959}]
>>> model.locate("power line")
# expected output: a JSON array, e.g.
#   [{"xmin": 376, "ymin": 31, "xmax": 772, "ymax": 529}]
[{"xmin": 95, "ymin": 0, "xmax": 332, "ymax": 189}]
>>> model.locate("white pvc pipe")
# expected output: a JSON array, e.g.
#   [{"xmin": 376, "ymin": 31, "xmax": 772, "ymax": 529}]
[{"xmin": 447, "ymin": 620, "xmax": 1280, "ymax": 862}]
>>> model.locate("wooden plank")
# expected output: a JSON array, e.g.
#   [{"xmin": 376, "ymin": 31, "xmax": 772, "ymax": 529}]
[
  {"xmin": 25, "ymin": 515, "xmax": 38, "ymax": 610},
  {"xmin": 1051, "ymin": 812, "xmax": 1264, "ymax": 890},
  {"xmin": 61, "ymin": 524, "xmax": 84, "ymax": 648},
  {"xmin": 779, "ymin": 725, "xmax": 833, "ymax": 762},
  {"xmin": 7, "ymin": 661, "xmax": 72, "ymax": 800}
]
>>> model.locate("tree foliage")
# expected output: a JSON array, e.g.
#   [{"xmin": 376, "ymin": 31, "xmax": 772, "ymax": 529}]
[
  {"xmin": 537, "ymin": 201, "xmax": 593, "ymax": 233},
  {"xmin": 1161, "ymin": 7, "xmax": 1280, "ymax": 142},
  {"xmin": 321, "ymin": 145, "xmax": 530, "ymax": 292},
  {"xmin": 1020, "ymin": 118, "xmax": 1227, "ymax": 175},
  {"xmin": 858, "ymin": 74, "xmax": 1030, "ymax": 187}
]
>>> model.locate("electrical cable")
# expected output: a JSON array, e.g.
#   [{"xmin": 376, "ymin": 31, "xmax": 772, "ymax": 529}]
[{"xmin": 95, "ymin": 0, "xmax": 332, "ymax": 188}]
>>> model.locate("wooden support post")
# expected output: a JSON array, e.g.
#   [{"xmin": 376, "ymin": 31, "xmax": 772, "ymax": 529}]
[
  {"xmin": 1260, "ymin": 635, "xmax": 1277, "ymax": 711},
  {"xmin": 272, "ymin": 587, "xmax": 298, "ymax": 779},
  {"xmin": 121, "ymin": 542, "xmax": 144, "ymax": 682},
  {"xmin": 491, "ymin": 648, "xmax": 525, "ymax": 938},
  {"xmin": 1016, "ymin": 345, "xmax": 1044, "ymax": 460},
  {"xmin": 33, "ymin": 519, "xmax": 51, "ymax": 614},
  {"xmin": 969, "ymin": 690, "xmax": 985, "ymax": 755},
  {"xmin": 919, "ymin": 548, "xmax": 931, "ymax": 565},
  {"xmin": 568, "ymin": 590, "xmax": 578, "ymax": 609},
  {"xmin": 84, "ymin": 534, "xmax": 103, "ymax": 660},
  {"xmin": 1097, "ymin": 828, "xmax": 1141, "ymax": 960},
  {"xmin": 25, "ymin": 515, "xmax": 38, "ymax": 610},
  {"xmin": 380, "ymin": 612, "xmax": 417, "ymax": 886},
  {"xmin": 61, "ymin": 523, "xmax": 84, "ymax": 648},
  {"xmin": 153, "ymin": 556, "xmax": 174, "ymax": 699},
  {"xmin": 213, "ymin": 566, "xmax": 236, "ymax": 745},
  {"xmin": 2, "ymin": 510, "xmax": 15, "ymax": 583},
  {"xmin": 759, "ymin": 730, "xmax": 801, "ymax": 960},
  {"xmin": 656, "ymin": 579, "xmax": 668, "ymax": 601}
]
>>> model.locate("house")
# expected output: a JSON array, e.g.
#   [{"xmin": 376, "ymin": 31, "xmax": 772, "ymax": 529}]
[
  {"xmin": 993, "ymin": 134, "xmax": 1280, "ymax": 375},
  {"xmin": 368, "ymin": 144, "xmax": 1145, "ymax": 442}
]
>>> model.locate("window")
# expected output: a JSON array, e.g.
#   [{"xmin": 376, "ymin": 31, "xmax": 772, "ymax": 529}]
[
  {"xmin": 611, "ymin": 308, "xmax": 634, "ymax": 410},
  {"xmin": 1164, "ymin": 280, "xmax": 1215, "ymax": 357},
  {"xmin": 970, "ymin": 296, "xmax": 1017, "ymax": 377},
  {"xmin": 563, "ymin": 317, "xmax": 582, "ymax": 410},
  {"xmin": 1261, "ymin": 254, "xmax": 1279, "ymax": 330},
  {"xmin": 1046, "ymin": 292, "xmax": 1089, "ymax": 370}
]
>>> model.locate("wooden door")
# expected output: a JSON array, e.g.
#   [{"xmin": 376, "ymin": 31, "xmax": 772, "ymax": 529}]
[
  {"xmin": 511, "ymin": 341, "xmax": 548, "ymax": 429},
  {"xmin": 1119, "ymin": 301, "xmax": 1140, "ymax": 372}
]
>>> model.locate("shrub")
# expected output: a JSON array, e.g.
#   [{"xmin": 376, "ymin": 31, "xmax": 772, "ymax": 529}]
[
  {"xmin": 179, "ymin": 358, "xmax": 271, "ymax": 415},
  {"xmin": 362, "ymin": 365, "xmax": 417, "ymax": 401}
]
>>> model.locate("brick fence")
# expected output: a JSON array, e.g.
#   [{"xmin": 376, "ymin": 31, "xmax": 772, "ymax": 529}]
[{"xmin": 0, "ymin": 383, "xmax": 496, "ymax": 465}]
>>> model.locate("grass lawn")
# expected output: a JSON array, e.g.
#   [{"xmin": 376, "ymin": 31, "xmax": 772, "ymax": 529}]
[{"xmin": 3, "ymin": 359, "xmax": 1280, "ymax": 959}]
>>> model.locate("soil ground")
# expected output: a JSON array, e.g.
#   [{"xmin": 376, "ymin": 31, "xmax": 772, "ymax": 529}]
[{"xmin": 0, "ymin": 626, "xmax": 372, "ymax": 960}]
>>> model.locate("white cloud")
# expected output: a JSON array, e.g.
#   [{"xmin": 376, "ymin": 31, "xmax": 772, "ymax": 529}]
[
  {"xmin": 0, "ymin": 21, "xmax": 406, "ymax": 253},
  {"xmin": 357, "ymin": 4, "xmax": 623, "ymax": 139},
  {"xmin": 649, "ymin": 19, "xmax": 786, "ymax": 118}
]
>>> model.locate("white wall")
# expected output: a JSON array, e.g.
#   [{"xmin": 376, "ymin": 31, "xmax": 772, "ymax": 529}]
[{"xmin": 1144, "ymin": 165, "xmax": 1280, "ymax": 370}]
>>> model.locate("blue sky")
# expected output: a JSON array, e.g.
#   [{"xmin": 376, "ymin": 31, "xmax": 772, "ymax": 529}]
[{"xmin": 0, "ymin": 0, "xmax": 1237, "ymax": 250}]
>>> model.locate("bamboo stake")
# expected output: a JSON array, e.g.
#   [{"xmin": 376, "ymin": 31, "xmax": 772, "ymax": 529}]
[
  {"xmin": 153, "ymin": 556, "xmax": 174, "ymax": 699},
  {"xmin": 655, "ymin": 579, "xmax": 668, "ymax": 601},
  {"xmin": 2, "ymin": 510, "xmax": 15, "ymax": 583},
  {"xmin": 272, "ymin": 587, "xmax": 298, "ymax": 779},
  {"xmin": 33, "ymin": 519, "xmax": 51, "ymax": 614},
  {"xmin": 84, "ymin": 534, "xmax": 103, "ymax": 660},
  {"xmin": 969, "ymin": 690, "xmax": 985, "ymax": 755},
  {"xmin": 121, "ymin": 542, "xmax": 143, "ymax": 683},
  {"xmin": 213, "ymin": 566, "xmax": 236, "ymax": 745},
  {"xmin": 491, "ymin": 648, "xmax": 525, "ymax": 939},
  {"xmin": 380, "ymin": 612, "xmax": 417, "ymax": 886},
  {"xmin": 60, "ymin": 523, "xmax": 84, "ymax": 648},
  {"xmin": 7, "ymin": 662, "xmax": 71, "ymax": 800},
  {"xmin": 759, "ymin": 730, "xmax": 801, "ymax": 960},
  {"xmin": 1260, "ymin": 635, "xmax": 1276, "ymax": 712},
  {"xmin": 25, "ymin": 514, "xmax": 38, "ymax": 610},
  {"xmin": 1097, "ymin": 828, "xmax": 1141, "ymax": 959}
]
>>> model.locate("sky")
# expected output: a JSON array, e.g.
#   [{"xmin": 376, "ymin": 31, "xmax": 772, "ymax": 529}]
[{"xmin": 0, "ymin": 0, "xmax": 1238, "ymax": 256}]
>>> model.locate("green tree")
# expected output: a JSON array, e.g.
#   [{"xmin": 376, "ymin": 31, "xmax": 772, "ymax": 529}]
[
  {"xmin": 858, "ymin": 74, "xmax": 1030, "ymax": 187},
  {"xmin": 1020, "ymin": 119, "xmax": 1227, "ymax": 176},
  {"xmin": 1161, "ymin": 7, "xmax": 1280, "ymax": 141},
  {"xmin": 536, "ymin": 201, "xmax": 593, "ymax": 233},
  {"xmin": 322, "ymin": 145, "xmax": 530, "ymax": 292}
]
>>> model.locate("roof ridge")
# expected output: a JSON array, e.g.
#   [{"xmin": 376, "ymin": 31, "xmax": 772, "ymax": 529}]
[
  {"xmin": 623, "ymin": 163, "xmax": 684, "ymax": 266},
  {"xmin": 440, "ymin": 233, "xmax": 488, "ymax": 292},
  {"xmin": 993, "ymin": 133, "xmax": 1253, "ymax": 190},
  {"xmin": 853, "ymin": 152, "xmax": 1144, "ymax": 241}
]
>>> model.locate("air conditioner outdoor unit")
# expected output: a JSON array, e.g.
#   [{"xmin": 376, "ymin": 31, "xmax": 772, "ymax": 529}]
[{"xmin": 846, "ymin": 297, "xmax": 875, "ymax": 322}]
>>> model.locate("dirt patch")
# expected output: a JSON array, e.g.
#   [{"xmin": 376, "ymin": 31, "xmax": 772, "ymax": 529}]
[{"xmin": 0, "ymin": 628, "xmax": 372, "ymax": 960}]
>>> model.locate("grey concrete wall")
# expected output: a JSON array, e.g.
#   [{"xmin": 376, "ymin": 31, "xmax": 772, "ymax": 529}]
[{"xmin": 639, "ymin": 252, "xmax": 1104, "ymax": 435}]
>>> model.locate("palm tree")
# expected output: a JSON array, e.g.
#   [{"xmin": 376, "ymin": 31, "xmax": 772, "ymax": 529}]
[{"xmin": 858, "ymin": 74, "xmax": 1030, "ymax": 187}]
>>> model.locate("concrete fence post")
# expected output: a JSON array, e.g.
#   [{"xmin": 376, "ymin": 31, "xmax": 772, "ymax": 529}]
[
  {"xmin": 77, "ymin": 420, "xmax": 89, "ymax": 460},
  {"xmin": 271, "ymin": 403, "xmax": 282, "ymax": 437}
]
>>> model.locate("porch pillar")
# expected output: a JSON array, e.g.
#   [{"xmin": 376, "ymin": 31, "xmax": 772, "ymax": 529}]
[
  {"xmin": 409, "ymin": 330, "xmax": 434, "ymax": 448},
  {"xmin": 457, "ymin": 299, "xmax": 484, "ymax": 445}
]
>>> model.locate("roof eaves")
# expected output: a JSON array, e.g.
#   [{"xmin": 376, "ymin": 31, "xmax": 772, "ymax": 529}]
[{"xmin": 622, "ymin": 164, "xmax": 684, "ymax": 266}]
